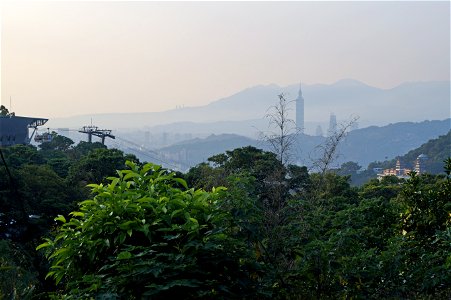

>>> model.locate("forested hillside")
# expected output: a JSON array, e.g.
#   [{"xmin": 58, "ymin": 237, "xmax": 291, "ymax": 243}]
[
  {"xmin": 336, "ymin": 130, "xmax": 451, "ymax": 186},
  {"xmin": 0, "ymin": 135, "xmax": 450, "ymax": 299},
  {"xmin": 153, "ymin": 119, "xmax": 450, "ymax": 169},
  {"xmin": 367, "ymin": 130, "xmax": 451, "ymax": 173},
  {"xmin": 338, "ymin": 119, "xmax": 450, "ymax": 166},
  {"xmin": 399, "ymin": 130, "xmax": 451, "ymax": 172}
]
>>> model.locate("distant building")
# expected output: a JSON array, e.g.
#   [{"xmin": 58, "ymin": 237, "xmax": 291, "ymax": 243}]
[
  {"xmin": 328, "ymin": 113, "xmax": 337, "ymax": 136},
  {"xmin": 372, "ymin": 167, "xmax": 383, "ymax": 174},
  {"xmin": 0, "ymin": 116, "xmax": 48, "ymax": 147},
  {"xmin": 414, "ymin": 154, "xmax": 429, "ymax": 173},
  {"xmin": 296, "ymin": 82, "xmax": 304, "ymax": 133},
  {"xmin": 377, "ymin": 154, "xmax": 429, "ymax": 180},
  {"xmin": 377, "ymin": 157, "xmax": 411, "ymax": 180}
]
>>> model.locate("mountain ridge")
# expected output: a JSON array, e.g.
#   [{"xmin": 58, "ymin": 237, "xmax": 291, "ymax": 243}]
[{"xmin": 46, "ymin": 79, "xmax": 450, "ymax": 133}]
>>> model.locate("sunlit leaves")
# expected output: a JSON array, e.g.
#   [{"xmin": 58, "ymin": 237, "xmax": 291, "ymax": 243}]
[{"xmin": 38, "ymin": 161, "xmax": 252, "ymax": 298}]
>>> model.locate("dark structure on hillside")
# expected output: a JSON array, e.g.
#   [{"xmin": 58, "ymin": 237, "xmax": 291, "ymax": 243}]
[
  {"xmin": 0, "ymin": 116, "xmax": 48, "ymax": 147},
  {"xmin": 79, "ymin": 125, "xmax": 115, "ymax": 145}
]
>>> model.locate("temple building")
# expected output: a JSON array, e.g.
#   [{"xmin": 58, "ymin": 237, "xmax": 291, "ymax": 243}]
[
  {"xmin": 414, "ymin": 154, "xmax": 429, "ymax": 173},
  {"xmin": 377, "ymin": 154, "xmax": 429, "ymax": 180}
]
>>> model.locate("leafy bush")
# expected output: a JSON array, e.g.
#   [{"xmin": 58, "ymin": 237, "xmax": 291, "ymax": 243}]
[
  {"xmin": 39, "ymin": 161, "xmax": 254, "ymax": 299},
  {"xmin": 0, "ymin": 240, "xmax": 38, "ymax": 299}
]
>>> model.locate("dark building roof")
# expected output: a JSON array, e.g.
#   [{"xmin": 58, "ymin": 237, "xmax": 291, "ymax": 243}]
[{"xmin": 0, "ymin": 116, "xmax": 48, "ymax": 146}]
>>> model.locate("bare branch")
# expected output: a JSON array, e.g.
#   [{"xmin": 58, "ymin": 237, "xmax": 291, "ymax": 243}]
[
  {"xmin": 312, "ymin": 115, "xmax": 360, "ymax": 175},
  {"xmin": 260, "ymin": 94, "xmax": 300, "ymax": 166}
]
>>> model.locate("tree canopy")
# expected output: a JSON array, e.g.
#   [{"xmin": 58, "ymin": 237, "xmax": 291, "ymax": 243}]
[
  {"xmin": 39, "ymin": 161, "xmax": 256, "ymax": 299},
  {"xmin": 0, "ymin": 137, "xmax": 449, "ymax": 299}
]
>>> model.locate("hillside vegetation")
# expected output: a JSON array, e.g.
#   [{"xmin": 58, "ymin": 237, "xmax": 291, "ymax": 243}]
[
  {"xmin": 154, "ymin": 119, "xmax": 450, "ymax": 170},
  {"xmin": 0, "ymin": 136, "xmax": 450, "ymax": 299},
  {"xmin": 368, "ymin": 130, "xmax": 451, "ymax": 173}
]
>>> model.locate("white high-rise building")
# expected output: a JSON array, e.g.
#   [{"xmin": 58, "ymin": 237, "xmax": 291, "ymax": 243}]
[
  {"xmin": 296, "ymin": 83, "xmax": 304, "ymax": 133},
  {"xmin": 328, "ymin": 113, "xmax": 337, "ymax": 136}
]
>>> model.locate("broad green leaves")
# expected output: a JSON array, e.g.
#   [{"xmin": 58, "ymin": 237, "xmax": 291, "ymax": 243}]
[{"xmin": 38, "ymin": 161, "xmax": 253, "ymax": 298}]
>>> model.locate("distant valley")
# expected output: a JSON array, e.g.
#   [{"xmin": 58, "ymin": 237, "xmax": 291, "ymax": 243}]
[
  {"xmin": 43, "ymin": 79, "xmax": 450, "ymax": 171},
  {"xmin": 104, "ymin": 119, "xmax": 450, "ymax": 172}
]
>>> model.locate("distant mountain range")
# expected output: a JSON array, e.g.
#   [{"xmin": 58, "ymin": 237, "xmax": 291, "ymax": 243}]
[
  {"xmin": 47, "ymin": 79, "xmax": 451, "ymax": 136},
  {"xmin": 147, "ymin": 118, "xmax": 450, "ymax": 171}
]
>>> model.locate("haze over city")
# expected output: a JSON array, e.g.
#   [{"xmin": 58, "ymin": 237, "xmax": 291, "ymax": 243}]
[{"xmin": 1, "ymin": 1, "xmax": 450, "ymax": 119}]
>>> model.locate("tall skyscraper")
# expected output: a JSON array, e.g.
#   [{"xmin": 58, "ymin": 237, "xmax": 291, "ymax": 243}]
[
  {"xmin": 328, "ymin": 113, "xmax": 337, "ymax": 136},
  {"xmin": 296, "ymin": 82, "xmax": 304, "ymax": 133}
]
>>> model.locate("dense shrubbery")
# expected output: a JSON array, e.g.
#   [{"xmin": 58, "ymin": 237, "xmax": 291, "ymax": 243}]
[
  {"xmin": 39, "ymin": 162, "xmax": 256, "ymax": 299},
  {"xmin": 0, "ymin": 137, "xmax": 450, "ymax": 298}
]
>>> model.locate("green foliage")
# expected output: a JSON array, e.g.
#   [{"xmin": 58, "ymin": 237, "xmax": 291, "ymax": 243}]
[
  {"xmin": 17, "ymin": 164, "xmax": 74, "ymax": 219},
  {"xmin": 70, "ymin": 141, "xmax": 106, "ymax": 160},
  {"xmin": 0, "ymin": 139, "xmax": 146, "ymax": 297},
  {"xmin": 359, "ymin": 177, "xmax": 402, "ymax": 201},
  {"xmin": 1, "ymin": 138, "xmax": 449, "ymax": 299},
  {"xmin": 67, "ymin": 148, "xmax": 137, "ymax": 185},
  {"xmin": 185, "ymin": 162, "xmax": 228, "ymax": 191},
  {"xmin": 0, "ymin": 105, "xmax": 14, "ymax": 116},
  {"xmin": 337, "ymin": 161, "xmax": 361, "ymax": 176},
  {"xmin": 400, "ymin": 171, "xmax": 449, "ymax": 238},
  {"xmin": 46, "ymin": 157, "xmax": 72, "ymax": 178},
  {"xmin": 1, "ymin": 144, "xmax": 45, "ymax": 168},
  {"xmin": 309, "ymin": 172, "xmax": 358, "ymax": 208},
  {"xmin": 38, "ymin": 132, "xmax": 75, "ymax": 152},
  {"xmin": 337, "ymin": 161, "xmax": 379, "ymax": 186},
  {"xmin": 368, "ymin": 130, "xmax": 451, "ymax": 175},
  {"xmin": 0, "ymin": 163, "xmax": 74, "ymax": 234},
  {"xmin": 187, "ymin": 146, "xmax": 313, "ymax": 297},
  {"xmin": 401, "ymin": 131, "xmax": 451, "ymax": 173},
  {"xmin": 286, "ymin": 160, "xmax": 451, "ymax": 299},
  {"xmin": 385, "ymin": 159, "xmax": 451, "ymax": 296},
  {"xmin": 0, "ymin": 240, "xmax": 38, "ymax": 299},
  {"xmin": 187, "ymin": 146, "xmax": 286, "ymax": 200},
  {"xmin": 39, "ymin": 161, "xmax": 255, "ymax": 298}
]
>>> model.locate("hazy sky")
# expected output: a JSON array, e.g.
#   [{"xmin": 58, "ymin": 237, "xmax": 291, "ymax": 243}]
[{"xmin": 1, "ymin": 1, "xmax": 450, "ymax": 118}]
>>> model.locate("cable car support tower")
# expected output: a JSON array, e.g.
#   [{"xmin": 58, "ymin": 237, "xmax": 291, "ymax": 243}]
[{"xmin": 79, "ymin": 124, "xmax": 115, "ymax": 145}]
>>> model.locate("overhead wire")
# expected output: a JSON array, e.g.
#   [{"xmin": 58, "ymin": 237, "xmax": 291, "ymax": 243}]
[
  {"xmin": 112, "ymin": 136, "xmax": 186, "ymax": 171},
  {"xmin": 0, "ymin": 147, "xmax": 30, "ymax": 236},
  {"xmin": 0, "ymin": 147, "xmax": 14, "ymax": 194},
  {"xmin": 38, "ymin": 127, "xmax": 188, "ymax": 171}
]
